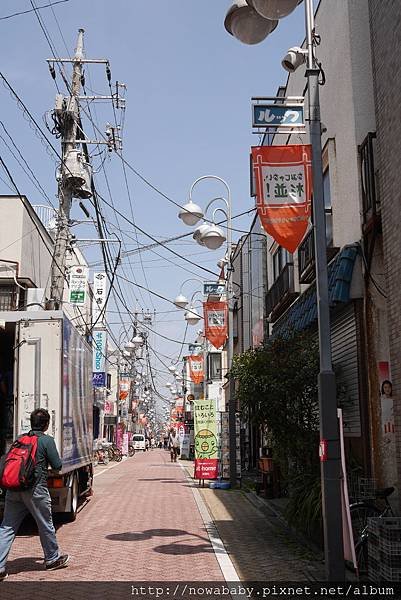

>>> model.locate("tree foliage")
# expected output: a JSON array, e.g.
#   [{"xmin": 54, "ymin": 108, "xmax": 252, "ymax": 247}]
[{"xmin": 231, "ymin": 331, "xmax": 320, "ymax": 479}]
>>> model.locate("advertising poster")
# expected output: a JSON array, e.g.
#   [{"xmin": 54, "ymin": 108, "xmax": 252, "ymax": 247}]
[
  {"xmin": 251, "ymin": 144, "xmax": 312, "ymax": 253},
  {"xmin": 194, "ymin": 399, "xmax": 218, "ymax": 480}
]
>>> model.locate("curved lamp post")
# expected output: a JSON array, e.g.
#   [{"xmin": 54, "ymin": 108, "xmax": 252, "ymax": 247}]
[{"xmin": 179, "ymin": 175, "xmax": 236, "ymax": 489}]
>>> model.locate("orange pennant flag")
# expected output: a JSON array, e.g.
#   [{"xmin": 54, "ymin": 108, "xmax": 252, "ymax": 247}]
[{"xmin": 251, "ymin": 144, "xmax": 312, "ymax": 253}]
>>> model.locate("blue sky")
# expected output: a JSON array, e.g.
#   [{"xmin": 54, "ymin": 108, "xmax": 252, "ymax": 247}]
[{"xmin": 0, "ymin": 1, "xmax": 306, "ymax": 392}]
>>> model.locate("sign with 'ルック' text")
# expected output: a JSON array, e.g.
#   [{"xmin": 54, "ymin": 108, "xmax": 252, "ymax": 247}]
[
  {"xmin": 194, "ymin": 399, "xmax": 218, "ymax": 480},
  {"xmin": 251, "ymin": 145, "xmax": 312, "ymax": 253}
]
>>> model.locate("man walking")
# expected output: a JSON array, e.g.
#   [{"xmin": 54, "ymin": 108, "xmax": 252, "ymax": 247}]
[{"xmin": 0, "ymin": 408, "xmax": 69, "ymax": 580}]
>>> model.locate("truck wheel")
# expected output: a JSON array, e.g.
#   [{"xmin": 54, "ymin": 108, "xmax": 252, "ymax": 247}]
[{"xmin": 66, "ymin": 475, "xmax": 79, "ymax": 522}]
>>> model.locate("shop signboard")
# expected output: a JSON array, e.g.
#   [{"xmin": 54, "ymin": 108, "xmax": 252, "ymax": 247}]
[
  {"xmin": 92, "ymin": 329, "xmax": 107, "ymax": 389},
  {"xmin": 68, "ymin": 265, "xmax": 88, "ymax": 305},
  {"xmin": 194, "ymin": 399, "xmax": 218, "ymax": 480},
  {"xmin": 92, "ymin": 272, "xmax": 107, "ymax": 326}
]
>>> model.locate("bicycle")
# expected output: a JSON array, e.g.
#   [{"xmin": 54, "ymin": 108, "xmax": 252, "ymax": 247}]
[
  {"xmin": 349, "ymin": 484, "xmax": 395, "ymax": 575},
  {"xmin": 107, "ymin": 444, "xmax": 123, "ymax": 462}
]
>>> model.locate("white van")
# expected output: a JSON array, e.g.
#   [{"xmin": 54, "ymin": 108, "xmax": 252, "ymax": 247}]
[{"xmin": 132, "ymin": 434, "xmax": 146, "ymax": 451}]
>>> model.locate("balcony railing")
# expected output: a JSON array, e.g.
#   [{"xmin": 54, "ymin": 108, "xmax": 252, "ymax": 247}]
[
  {"xmin": 298, "ymin": 229, "xmax": 340, "ymax": 284},
  {"xmin": 265, "ymin": 263, "xmax": 298, "ymax": 321}
]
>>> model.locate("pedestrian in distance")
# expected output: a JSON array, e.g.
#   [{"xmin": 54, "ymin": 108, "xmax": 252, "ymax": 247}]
[
  {"xmin": 0, "ymin": 408, "xmax": 69, "ymax": 581},
  {"xmin": 169, "ymin": 429, "xmax": 180, "ymax": 463}
]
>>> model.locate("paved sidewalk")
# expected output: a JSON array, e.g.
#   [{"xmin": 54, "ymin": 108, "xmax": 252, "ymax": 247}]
[
  {"xmin": 182, "ymin": 462, "xmax": 325, "ymax": 581},
  {"xmin": 1, "ymin": 450, "xmax": 224, "ymax": 583}
]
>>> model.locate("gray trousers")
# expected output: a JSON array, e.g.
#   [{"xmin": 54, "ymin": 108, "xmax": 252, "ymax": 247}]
[{"xmin": 0, "ymin": 483, "xmax": 60, "ymax": 571}]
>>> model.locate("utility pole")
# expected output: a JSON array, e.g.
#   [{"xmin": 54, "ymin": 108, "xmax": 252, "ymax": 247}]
[
  {"xmin": 46, "ymin": 29, "xmax": 125, "ymax": 310},
  {"xmin": 47, "ymin": 29, "xmax": 85, "ymax": 309}
]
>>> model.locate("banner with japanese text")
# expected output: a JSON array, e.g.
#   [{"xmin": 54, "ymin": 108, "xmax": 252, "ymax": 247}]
[
  {"xmin": 194, "ymin": 399, "xmax": 218, "ymax": 480},
  {"xmin": 203, "ymin": 301, "xmax": 228, "ymax": 350},
  {"xmin": 251, "ymin": 144, "xmax": 312, "ymax": 253},
  {"xmin": 187, "ymin": 355, "xmax": 204, "ymax": 384}
]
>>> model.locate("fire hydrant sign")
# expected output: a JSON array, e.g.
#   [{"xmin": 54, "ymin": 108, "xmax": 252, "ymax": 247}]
[{"xmin": 194, "ymin": 399, "xmax": 218, "ymax": 480}]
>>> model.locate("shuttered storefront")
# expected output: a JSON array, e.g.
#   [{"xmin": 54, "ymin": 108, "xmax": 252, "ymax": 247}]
[{"xmin": 331, "ymin": 304, "xmax": 361, "ymax": 437}]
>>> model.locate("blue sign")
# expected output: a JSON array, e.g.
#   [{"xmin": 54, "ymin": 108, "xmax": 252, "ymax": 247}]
[
  {"xmin": 204, "ymin": 282, "xmax": 226, "ymax": 296},
  {"xmin": 252, "ymin": 104, "xmax": 304, "ymax": 127},
  {"xmin": 93, "ymin": 372, "xmax": 106, "ymax": 387},
  {"xmin": 92, "ymin": 329, "xmax": 107, "ymax": 373}
]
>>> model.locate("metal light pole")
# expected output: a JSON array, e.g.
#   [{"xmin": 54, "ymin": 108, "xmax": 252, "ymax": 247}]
[
  {"xmin": 304, "ymin": 0, "xmax": 344, "ymax": 581},
  {"xmin": 224, "ymin": 0, "xmax": 344, "ymax": 579},
  {"xmin": 179, "ymin": 176, "xmax": 236, "ymax": 488}
]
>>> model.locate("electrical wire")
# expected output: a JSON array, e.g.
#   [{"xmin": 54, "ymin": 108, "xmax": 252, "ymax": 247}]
[{"xmin": 0, "ymin": 1, "xmax": 70, "ymax": 21}]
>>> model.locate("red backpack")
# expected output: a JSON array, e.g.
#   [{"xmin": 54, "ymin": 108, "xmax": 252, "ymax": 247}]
[{"xmin": 0, "ymin": 434, "xmax": 38, "ymax": 491}]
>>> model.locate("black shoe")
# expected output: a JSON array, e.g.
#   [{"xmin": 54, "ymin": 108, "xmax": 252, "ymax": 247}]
[
  {"xmin": 46, "ymin": 554, "xmax": 70, "ymax": 571},
  {"xmin": 0, "ymin": 572, "xmax": 8, "ymax": 582}
]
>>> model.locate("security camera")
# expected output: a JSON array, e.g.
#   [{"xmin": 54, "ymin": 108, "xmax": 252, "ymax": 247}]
[{"xmin": 281, "ymin": 46, "xmax": 308, "ymax": 73}]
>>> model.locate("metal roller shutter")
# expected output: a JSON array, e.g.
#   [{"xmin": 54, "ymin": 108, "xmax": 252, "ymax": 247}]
[{"xmin": 331, "ymin": 304, "xmax": 361, "ymax": 437}]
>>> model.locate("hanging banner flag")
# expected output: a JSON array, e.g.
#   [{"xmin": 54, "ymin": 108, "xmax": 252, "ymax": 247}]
[
  {"xmin": 203, "ymin": 301, "xmax": 228, "ymax": 349},
  {"xmin": 68, "ymin": 265, "xmax": 88, "ymax": 305},
  {"xmin": 251, "ymin": 144, "xmax": 312, "ymax": 253},
  {"xmin": 119, "ymin": 376, "xmax": 131, "ymax": 401},
  {"xmin": 92, "ymin": 272, "xmax": 107, "ymax": 326},
  {"xmin": 187, "ymin": 355, "xmax": 204, "ymax": 384},
  {"xmin": 194, "ymin": 399, "xmax": 218, "ymax": 480}
]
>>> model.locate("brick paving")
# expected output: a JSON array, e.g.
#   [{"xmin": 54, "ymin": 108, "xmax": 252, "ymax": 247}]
[
  {"xmin": 1, "ymin": 450, "xmax": 223, "ymax": 584},
  {"xmin": 198, "ymin": 486, "xmax": 325, "ymax": 581}
]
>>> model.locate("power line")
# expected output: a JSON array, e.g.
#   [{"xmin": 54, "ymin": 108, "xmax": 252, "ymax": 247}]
[{"xmin": 0, "ymin": 0, "xmax": 70, "ymax": 21}]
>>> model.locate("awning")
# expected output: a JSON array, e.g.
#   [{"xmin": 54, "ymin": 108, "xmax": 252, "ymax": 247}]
[{"xmin": 273, "ymin": 244, "xmax": 359, "ymax": 337}]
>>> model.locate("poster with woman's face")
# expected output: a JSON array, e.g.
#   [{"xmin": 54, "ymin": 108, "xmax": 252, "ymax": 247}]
[{"xmin": 378, "ymin": 361, "xmax": 394, "ymax": 436}]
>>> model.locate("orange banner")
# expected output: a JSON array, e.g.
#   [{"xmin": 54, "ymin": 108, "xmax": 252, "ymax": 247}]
[
  {"xmin": 187, "ymin": 355, "xmax": 204, "ymax": 384},
  {"xmin": 203, "ymin": 301, "xmax": 228, "ymax": 349},
  {"xmin": 251, "ymin": 145, "xmax": 312, "ymax": 253}
]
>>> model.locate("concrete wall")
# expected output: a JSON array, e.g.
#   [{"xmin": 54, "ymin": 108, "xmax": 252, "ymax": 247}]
[
  {"xmin": 368, "ymin": 0, "xmax": 401, "ymax": 500},
  {"xmin": 0, "ymin": 195, "xmax": 52, "ymax": 289}
]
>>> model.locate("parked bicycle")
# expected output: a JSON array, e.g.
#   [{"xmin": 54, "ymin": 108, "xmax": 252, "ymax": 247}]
[
  {"xmin": 93, "ymin": 444, "xmax": 110, "ymax": 466},
  {"xmin": 349, "ymin": 482, "xmax": 395, "ymax": 574},
  {"xmin": 105, "ymin": 443, "xmax": 123, "ymax": 462}
]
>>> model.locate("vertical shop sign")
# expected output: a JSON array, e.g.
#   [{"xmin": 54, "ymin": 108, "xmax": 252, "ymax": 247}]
[
  {"xmin": 194, "ymin": 399, "xmax": 218, "ymax": 480},
  {"xmin": 92, "ymin": 329, "xmax": 107, "ymax": 387},
  {"xmin": 251, "ymin": 144, "xmax": 312, "ymax": 253},
  {"xmin": 92, "ymin": 272, "xmax": 107, "ymax": 326},
  {"xmin": 68, "ymin": 266, "xmax": 88, "ymax": 305}
]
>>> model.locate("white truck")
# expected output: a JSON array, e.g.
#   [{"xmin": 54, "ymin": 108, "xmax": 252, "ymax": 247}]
[{"xmin": 0, "ymin": 310, "xmax": 93, "ymax": 521}]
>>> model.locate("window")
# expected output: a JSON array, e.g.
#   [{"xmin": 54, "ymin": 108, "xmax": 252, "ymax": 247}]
[
  {"xmin": 272, "ymin": 247, "xmax": 292, "ymax": 282},
  {"xmin": 207, "ymin": 353, "xmax": 222, "ymax": 381},
  {"xmin": 0, "ymin": 286, "xmax": 16, "ymax": 311}
]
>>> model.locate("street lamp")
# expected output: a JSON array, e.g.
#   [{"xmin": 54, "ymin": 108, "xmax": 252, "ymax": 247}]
[
  {"xmin": 224, "ymin": 0, "xmax": 278, "ymax": 45},
  {"xmin": 184, "ymin": 307, "xmax": 202, "ymax": 326},
  {"xmin": 179, "ymin": 175, "xmax": 236, "ymax": 489},
  {"xmin": 173, "ymin": 278, "xmax": 204, "ymax": 309},
  {"xmin": 223, "ymin": 0, "xmax": 344, "ymax": 581}
]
